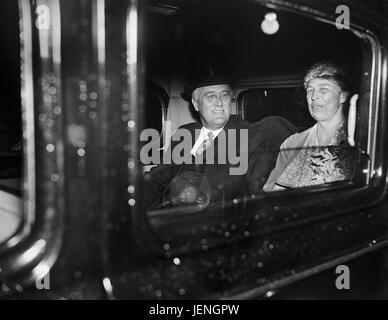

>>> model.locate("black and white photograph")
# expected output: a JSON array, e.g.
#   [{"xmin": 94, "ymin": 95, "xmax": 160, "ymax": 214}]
[{"xmin": 0, "ymin": 0, "xmax": 388, "ymax": 306}]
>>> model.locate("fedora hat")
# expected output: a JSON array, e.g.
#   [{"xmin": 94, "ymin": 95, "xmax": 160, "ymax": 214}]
[{"xmin": 183, "ymin": 74, "xmax": 234, "ymax": 100}]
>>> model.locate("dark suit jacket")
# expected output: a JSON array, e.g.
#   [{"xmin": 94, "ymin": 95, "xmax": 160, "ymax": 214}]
[{"xmin": 144, "ymin": 115, "xmax": 298, "ymax": 210}]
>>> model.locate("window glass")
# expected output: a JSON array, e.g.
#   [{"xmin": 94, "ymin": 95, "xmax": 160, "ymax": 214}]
[
  {"xmin": 138, "ymin": 0, "xmax": 370, "ymax": 249},
  {"xmin": 104, "ymin": 0, "xmax": 382, "ymax": 300}
]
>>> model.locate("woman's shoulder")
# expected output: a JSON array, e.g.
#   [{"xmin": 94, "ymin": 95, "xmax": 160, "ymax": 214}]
[{"xmin": 281, "ymin": 126, "xmax": 314, "ymax": 149}]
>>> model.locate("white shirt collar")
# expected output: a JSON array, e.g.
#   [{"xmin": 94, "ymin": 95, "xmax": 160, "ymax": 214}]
[
  {"xmin": 190, "ymin": 126, "xmax": 224, "ymax": 157},
  {"xmin": 201, "ymin": 126, "xmax": 223, "ymax": 138}
]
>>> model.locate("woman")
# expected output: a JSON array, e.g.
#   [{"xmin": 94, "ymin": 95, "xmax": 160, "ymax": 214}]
[{"xmin": 263, "ymin": 62, "xmax": 357, "ymax": 191}]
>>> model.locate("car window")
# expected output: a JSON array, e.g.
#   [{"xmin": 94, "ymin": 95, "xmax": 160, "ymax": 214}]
[
  {"xmin": 140, "ymin": 0, "xmax": 365, "ymax": 212},
  {"xmin": 104, "ymin": 0, "xmax": 382, "ymax": 299},
  {"xmin": 133, "ymin": 0, "xmax": 374, "ymax": 253}
]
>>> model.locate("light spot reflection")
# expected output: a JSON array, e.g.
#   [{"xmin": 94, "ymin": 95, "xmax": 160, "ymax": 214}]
[
  {"xmin": 79, "ymin": 93, "xmax": 87, "ymax": 101},
  {"xmin": 265, "ymin": 290, "xmax": 275, "ymax": 298},
  {"xmin": 46, "ymin": 144, "xmax": 55, "ymax": 152},
  {"xmin": 79, "ymin": 104, "xmax": 87, "ymax": 113},
  {"xmin": 39, "ymin": 114, "xmax": 47, "ymax": 122},
  {"xmin": 128, "ymin": 161, "xmax": 135, "ymax": 169},
  {"xmin": 50, "ymin": 174, "xmax": 60, "ymax": 182},
  {"xmin": 89, "ymin": 101, "xmax": 97, "ymax": 108},
  {"xmin": 90, "ymin": 92, "xmax": 98, "ymax": 100},
  {"xmin": 88, "ymin": 111, "xmax": 97, "ymax": 119},
  {"xmin": 77, "ymin": 148, "xmax": 86, "ymax": 157},
  {"xmin": 53, "ymin": 106, "xmax": 62, "ymax": 115},
  {"xmin": 178, "ymin": 288, "xmax": 185, "ymax": 295}
]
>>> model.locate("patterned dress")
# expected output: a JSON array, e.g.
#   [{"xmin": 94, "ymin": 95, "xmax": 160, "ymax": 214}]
[{"xmin": 275, "ymin": 125, "xmax": 355, "ymax": 188}]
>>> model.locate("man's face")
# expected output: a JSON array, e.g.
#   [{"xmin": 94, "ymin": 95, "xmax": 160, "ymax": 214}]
[
  {"xmin": 192, "ymin": 84, "xmax": 232, "ymax": 130},
  {"xmin": 306, "ymin": 78, "xmax": 346, "ymax": 123}
]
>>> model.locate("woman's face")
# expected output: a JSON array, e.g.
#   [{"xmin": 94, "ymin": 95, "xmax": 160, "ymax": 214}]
[{"xmin": 306, "ymin": 78, "xmax": 347, "ymax": 123}]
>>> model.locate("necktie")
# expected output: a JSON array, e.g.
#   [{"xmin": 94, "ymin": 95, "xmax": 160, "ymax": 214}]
[{"xmin": 195, "ymin": 131, "xmax": 214, "ymax": 157}]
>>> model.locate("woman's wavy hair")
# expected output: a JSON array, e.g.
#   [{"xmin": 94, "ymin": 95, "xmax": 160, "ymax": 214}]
[
  {"xmin": 304, "ymin": 61, "xmax": 350, "ymax": 91},
  {"xmin": 303, "ymin": 61, "xmax": 351, "ymax": 116}
]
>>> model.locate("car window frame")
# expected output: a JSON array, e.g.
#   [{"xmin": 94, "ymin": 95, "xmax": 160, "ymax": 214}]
[{"xmin": 95, "ymin": 0, "xmax": 388, "ymax": 300}]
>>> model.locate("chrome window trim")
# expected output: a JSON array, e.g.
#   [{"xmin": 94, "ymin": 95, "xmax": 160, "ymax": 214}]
[
  {"xmin": 367, "ymin": 33, "xmax": 382, "ymax": 183},
  {"xmin": 92, "ymin": 0, "xmax": 112, "ymax": 299},
  {"xmin": 17, "ymin": 0, "xmax": 36, "ymax": 246}
]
